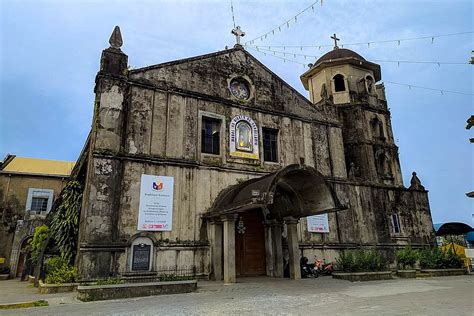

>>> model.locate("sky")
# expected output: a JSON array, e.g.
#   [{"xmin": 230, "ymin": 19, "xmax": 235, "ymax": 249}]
[{"xmin": 0, "ymin": 0, "xmax": 472, "ymax": 225}]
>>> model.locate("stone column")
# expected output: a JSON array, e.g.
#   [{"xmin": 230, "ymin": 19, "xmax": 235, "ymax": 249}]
[
  {"xmin": 285, "ymin": 217, "xmax": 300, "ymax": 280},
  {"xmin": 208, "ymin": 220, "xmax": 223, "ymax": 281},
  {"xmin": 222, "ymin": 214, "xmax": 238, "ymax": 284},
  {"xmin": 264, "ymin": 222, "xmax": 274, "ymax": 276},
  {"xmin": 271, "ymin": 221, "xmax": 284, "ymax": 277}
]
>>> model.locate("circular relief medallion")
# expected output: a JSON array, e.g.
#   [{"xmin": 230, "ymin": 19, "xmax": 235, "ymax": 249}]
[{"xmin": 229, "ymin": 78, "xmax": 250, "ymax": 100}]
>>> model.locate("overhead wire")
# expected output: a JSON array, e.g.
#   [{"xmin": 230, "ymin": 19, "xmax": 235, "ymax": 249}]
[
  {"xmin": 248, "ymin": 31, "xmax": 474, "ymax": 49},
  {"xmin": 247, "ymin": 45, "xmax": 471, "ymax": 66},
  {"xmin": 246, "ymin": 47, "xmax": 306, "ymax": 66},
  {"xmin": 244, "ymin": 0, "xmax": 323, "ymax": 45},
  {"xmin": 230, "ymin": 0, "xmax": 236, "ymax": 28},
  {"xmin": 383, "ymin": 81, "xmax": 474, "ymax": 96},
  {"xmin": 247, "ymin": 48, "xmax": 473, "ymax": 96}
]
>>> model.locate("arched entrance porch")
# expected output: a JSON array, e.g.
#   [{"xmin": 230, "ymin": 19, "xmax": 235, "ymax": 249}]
[
  {"xmin": 16, "ymin": 236, "xmax": 33, "ymax": 279},
  {"xmin": 205, "ymin": 164, "xmax": 344, "ymax": 283}
]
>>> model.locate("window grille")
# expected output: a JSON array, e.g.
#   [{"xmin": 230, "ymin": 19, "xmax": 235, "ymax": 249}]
[{"xmin": 31, "ymin": 197, "xmax": 48, "ymax": 214}]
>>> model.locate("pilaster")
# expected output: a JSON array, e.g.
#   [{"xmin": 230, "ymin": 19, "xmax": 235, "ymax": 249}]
[
  {"xmin": 285, "ymin": 217, "xmax": 301, "ymax": 280},
  {"xmin": 222, "ymin": 214, "xmax": 238, "ymax": 284}
]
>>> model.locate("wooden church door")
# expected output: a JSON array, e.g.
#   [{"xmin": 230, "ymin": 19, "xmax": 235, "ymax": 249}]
[{"xmin": 235, "ymin": 211, "xmax": 266, "ymax": 276}]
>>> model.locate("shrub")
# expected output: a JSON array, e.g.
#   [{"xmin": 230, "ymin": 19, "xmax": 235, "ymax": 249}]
[
  {"xmin": 158, "ymin": 274, "xmax": 195, "ymax": 282},
  {"xmin": 396, "ymin": 245, "xmax": 419, "ymax": 269},
  {"xmin": 336, "ymin": 251, "xmax": 355, "ymax": 272},
  {"xmin": 443, "ymin": 249, "xmax": 464, "ymax": 269},
  {"xmin": 419, "ymin": 247, "xmax": 464, "ymax": 269},
  {"xmin": 44, "ymin": 256, "xmax": 78, "ymax": 284},
  {"xmin": 95, "ymin": 278, "xmax": 124, "ymax": 286},
  {"xmin": 29, "ymin": 225, "xmax": 49, "ymax": 264},
  {"xmin": 336, "ymin": 249, "xmax": 386, "ymax": 272}
]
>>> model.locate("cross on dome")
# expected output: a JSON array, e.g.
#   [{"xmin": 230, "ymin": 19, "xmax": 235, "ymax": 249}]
[{"xmin": 331, "ymin": 33, "xmax": 340, "ymax": 50}]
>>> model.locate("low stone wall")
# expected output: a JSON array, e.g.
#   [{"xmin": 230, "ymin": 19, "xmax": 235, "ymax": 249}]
[
  {"xmin": 420, "ymin": 268, "xmax": 466, "ymax": 277},
  {"xmin": 0, "ymin": 274, "xmax": 9, "ymax": 281},
  {"xmin": 332, "ymin": 271, "xmax": 393, "ymax": 282},
  {"xmin": 38, "ymin": 281, "xmax": 78, "ymax": 294},
  {"xmin": 77, "ymin": 280, "xmax": 197, "ymax": 302},
  {"xmin": 397, "ymin": 270, "xmax": 416, "ymax": 278}
]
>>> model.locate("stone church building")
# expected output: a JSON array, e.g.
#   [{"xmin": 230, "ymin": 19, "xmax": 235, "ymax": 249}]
[{"xmin": 75, "ymin": 27, "xmax": 435, "ymax": 282}]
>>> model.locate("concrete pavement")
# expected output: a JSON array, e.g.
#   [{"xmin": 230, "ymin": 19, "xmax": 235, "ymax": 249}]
[
  {"xmin": 0, "ymin": 275, "xmax": 472, "ymax": 315},
  {"xmin": 0, "ymin": 279, "xmax": 76, "ymax": 307}
]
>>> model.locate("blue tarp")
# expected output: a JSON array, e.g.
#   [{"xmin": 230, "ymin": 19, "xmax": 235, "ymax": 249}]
[{"xmin": 466, "ymin": 231, "xmax": 474, "ymax": 242}]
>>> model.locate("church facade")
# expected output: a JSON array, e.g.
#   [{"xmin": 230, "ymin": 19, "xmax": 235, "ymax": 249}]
[{"xmin": 75, "ymin": 27, "xmax": 435, "ymax": 282}]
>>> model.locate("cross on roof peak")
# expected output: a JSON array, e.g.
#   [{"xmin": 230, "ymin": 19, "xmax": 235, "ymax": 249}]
[
  {"xmin": 231, "ymin": 26, "xmax": 245, "ymax": 46},
  {"xmin": 331, "ymin": 33, "xmax": 340, "ymax": 50}
]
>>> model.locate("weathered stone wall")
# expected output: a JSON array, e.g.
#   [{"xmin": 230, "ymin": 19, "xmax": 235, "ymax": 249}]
[
  {"xmin": 299, "ymin": 183, "xmax": 435, "ymax": 263},
  {"xmin": 77, "ymin": 46, "xmax": 434, "ymax": 279},
  {"xmin": 0, "ymin": 174, "xmax": 67, "ymax": 269}
]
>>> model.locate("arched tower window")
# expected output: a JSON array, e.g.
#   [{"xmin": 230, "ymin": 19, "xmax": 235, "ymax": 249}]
[
  {"xmin": 375, "ymin": 150, "xmax": 392, "ymax": 178},
  {"xmin": 333, "ymin": 74, "xmax": 346, "ymax": 92},
  {"xmin": 365, "ymin": 75, "xmax": 374, "ymax": 94},
  {"xmin": 370, "ymin": 118, "xmax": 385, "ymax": 140}
]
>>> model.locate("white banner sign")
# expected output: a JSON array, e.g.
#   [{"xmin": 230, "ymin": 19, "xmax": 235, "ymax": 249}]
[
  {"xmin": 307, "ymin": 214, "xmax": 330, "ymax": 233},
  {"xmin": 137, "ymin": 174, "xmax": 174, "ymax": 231}
]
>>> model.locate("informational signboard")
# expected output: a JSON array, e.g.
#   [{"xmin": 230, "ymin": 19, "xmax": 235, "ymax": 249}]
[
  {"xmin": 132, "ymin": 244, "xmax": 151, "ymax": 271},
  {"xmin": 229, "ymin": 115, "xmax": 259, "ymax": 160},
  {"xmin": 307, "ymin": 214, "xmax": 330, "ymax": 233},
  {"xmin": 137, "ymin": 174, "xmax": 174, "ymax": 231}
]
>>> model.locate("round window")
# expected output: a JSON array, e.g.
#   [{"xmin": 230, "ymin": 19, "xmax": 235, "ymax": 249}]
[{"xmin": 229, "ymin": 78, "xmax": 250, "ymax": 100}]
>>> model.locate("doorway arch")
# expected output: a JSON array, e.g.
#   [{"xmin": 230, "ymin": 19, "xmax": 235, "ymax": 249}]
[{"xmin": 205, "ymin": 164, "xmax": 345, "ymax": 283}]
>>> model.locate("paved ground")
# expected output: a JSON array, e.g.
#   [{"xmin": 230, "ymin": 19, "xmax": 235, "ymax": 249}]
[
  {"xmin": 1, "ymin": 275, "xmax": 472, "ymax": 315},
  {"xmin": 0, "ymin": 279, "xmax": 75, "ymax": 306}
]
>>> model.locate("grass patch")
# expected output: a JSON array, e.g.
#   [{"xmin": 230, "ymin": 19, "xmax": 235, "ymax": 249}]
[
  {"xmin": 0, "ymin": 300, "xmax": 49, "ymax": 309},
  {"xmin": 33, "ymin": 300, "xmax": 49, "ymax": 307}
]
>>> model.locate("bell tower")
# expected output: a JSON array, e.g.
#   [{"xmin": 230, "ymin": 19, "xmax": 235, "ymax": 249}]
[{"xmin": 300, "ymin": 42, "xmax": 403, "ymax": 186}]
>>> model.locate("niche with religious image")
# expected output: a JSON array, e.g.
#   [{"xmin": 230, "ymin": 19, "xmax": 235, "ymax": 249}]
[
  {"xmin": 236, "ymin": 121, "xmax": 253, "ymax": 152},
  {"xmin": 229, "ymin": 115, "xmax": 259, "ymax": 160}
]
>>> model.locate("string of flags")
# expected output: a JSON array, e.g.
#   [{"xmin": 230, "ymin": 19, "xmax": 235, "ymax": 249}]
[
  {"xmin": 244, "ymin": 0, "xmax": 323, "ymax": 45},
  {"xmin": 247, "ymin": 31, "xmax": 473, "ymax": 50},
  {"xmin": 230, "ymin": 0, "xmax": 236, "ymax": 28},
  {"xmin": 246, "ymin": 47, "xmax": 307, "ymax": 66},
  {"xmin": 383, "ymin": 81, "xmax": 474, "ymax": 96},
  {"xmin": 246, "ymin": 45, "xmax": 470, "ymax": 66},
  {"xmin": 247, "ymin": 48, "xmax": 473, "ymax": 96}
]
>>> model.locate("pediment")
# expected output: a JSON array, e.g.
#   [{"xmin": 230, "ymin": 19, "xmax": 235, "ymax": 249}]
[{"xmin": 129, "ymin": 47, "xmax": 332, "ymax": 120}]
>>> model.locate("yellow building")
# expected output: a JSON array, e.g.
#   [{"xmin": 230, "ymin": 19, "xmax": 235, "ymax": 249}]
[{"xmin": 0, "ymin": 155, "xmax": 74, "ymax": 278}]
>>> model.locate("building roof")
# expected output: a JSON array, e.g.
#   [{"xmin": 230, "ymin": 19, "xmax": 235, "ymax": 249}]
[
  {"xmin": 300, "ymin": 48, "xmax": 381, "ymax": 90},
  {"xmin": 0, "ymin": 155, "xmax": 75, "ymax": 177},
  {"xmin": 315, "ymin": 48, "xmax": 366, "ymax": 64},
  {"xmin": 205, "ymin": 164, "xmax": 345, "ymax": 219}
]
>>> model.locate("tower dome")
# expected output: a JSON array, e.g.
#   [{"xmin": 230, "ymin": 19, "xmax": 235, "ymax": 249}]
[{"xmin": 314, "ymin": 48, "xmax": 366, "ymax": 65}]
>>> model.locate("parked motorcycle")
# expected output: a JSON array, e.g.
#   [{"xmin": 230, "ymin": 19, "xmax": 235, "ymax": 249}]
[
  {"xmin": 300, "ymin": 256, "xmax": 319, "ymax": 278},
  {"xmin": 314, "ymin": 257, "xmax": 334, "ymax": 276}
]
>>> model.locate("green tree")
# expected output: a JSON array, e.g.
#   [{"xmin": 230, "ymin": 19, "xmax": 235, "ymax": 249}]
[{"xmin": 49, "ymin": 181, "xmax": 83, "ymax": 265}]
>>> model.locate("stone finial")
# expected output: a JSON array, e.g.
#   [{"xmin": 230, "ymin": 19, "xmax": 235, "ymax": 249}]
[
  {"xmin": 109, "ymin": 25, "xmax": 123, "ymax": 49},
  {"xmin": 409, "ymin": 172, "xmax": 425, "ymax": 190}
]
